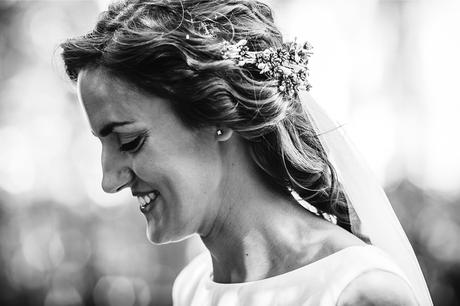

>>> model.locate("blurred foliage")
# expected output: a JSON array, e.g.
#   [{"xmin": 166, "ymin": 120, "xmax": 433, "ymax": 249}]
[{"xmin": 0, "ymin": 0, "xmax": 459, "ymax": 305}]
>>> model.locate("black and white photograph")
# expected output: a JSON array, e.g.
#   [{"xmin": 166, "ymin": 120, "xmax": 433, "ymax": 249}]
[{"xmin": 0, "ymin": 0, "xmax": 458, "ymax": 305}]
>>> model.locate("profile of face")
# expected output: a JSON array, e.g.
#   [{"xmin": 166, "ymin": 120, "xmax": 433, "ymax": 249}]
[{"xmin": 77, "ymin": 67, "xmax": 225, "ymax": 244}]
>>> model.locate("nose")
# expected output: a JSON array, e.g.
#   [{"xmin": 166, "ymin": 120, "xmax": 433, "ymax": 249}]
[{"xmin": 101, "ymin": 145, "xmax": 133, "ymax": 193}]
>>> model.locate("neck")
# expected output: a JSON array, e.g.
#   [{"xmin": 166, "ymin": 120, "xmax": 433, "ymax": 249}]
[{"xmin": 200, "ymin": 138, "xmax": 333, "ymax": 283}]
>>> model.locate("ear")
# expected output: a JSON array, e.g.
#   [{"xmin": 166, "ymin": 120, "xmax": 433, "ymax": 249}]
[{"xmin": 215, "ymin": 128, "xmax": 233, "ymax": 142}]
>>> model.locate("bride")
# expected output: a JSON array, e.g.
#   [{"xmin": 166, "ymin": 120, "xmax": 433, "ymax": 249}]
[{"xmin": 61, "ymin": 0, "xmax": 432, "ymax": 304}]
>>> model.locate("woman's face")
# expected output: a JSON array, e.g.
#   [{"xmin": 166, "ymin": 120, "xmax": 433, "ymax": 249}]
[{"xmin": 77, "ymin": 67, "xmax": 223, "ymax": 244}]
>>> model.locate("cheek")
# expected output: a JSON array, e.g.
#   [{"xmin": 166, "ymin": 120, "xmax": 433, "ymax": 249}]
[
  {"xmin": 133, "ymin": 128, "xmax": 222, "ymax": 217},
  {"xmin": 133, "ymin": 150, "xmax": 220, "ymax": 202},
  {"xmin": 163, "ymin": 159, "xmax": 220, "ymax": 202},
  {"xmin": 134, "ymin": 146, "xmax": 221, "ymax": 241}
]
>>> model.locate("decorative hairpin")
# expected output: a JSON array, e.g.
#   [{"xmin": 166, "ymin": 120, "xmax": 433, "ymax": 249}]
[{"xmin": 221, "ymin": 39, "xmax": 313, "ymax": 98}]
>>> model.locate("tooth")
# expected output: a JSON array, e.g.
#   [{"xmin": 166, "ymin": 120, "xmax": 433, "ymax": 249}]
[
  {"xmin": 144, "ymin": 195, "xmax": 151, "ymax": 203},
  {"xmin": 138, "ymin": 197, "xmax": 145, "ymax": 205},
  {"xmin": 148, "ymin": 193, "xmax": 155, "ymax": 199}
]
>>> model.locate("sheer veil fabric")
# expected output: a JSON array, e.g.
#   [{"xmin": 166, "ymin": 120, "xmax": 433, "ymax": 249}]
[{"xmin": 299, "ymin": 92, "xmax": 433, "ymax": 305}]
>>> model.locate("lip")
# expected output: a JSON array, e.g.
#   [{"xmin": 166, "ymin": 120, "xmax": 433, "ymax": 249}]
[{"xmin": 132, "ymin": 190, "xmax": 158, "ymax": 197}]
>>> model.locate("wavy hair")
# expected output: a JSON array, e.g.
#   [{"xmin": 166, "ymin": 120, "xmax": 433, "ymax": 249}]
[{"xmin": 60, "ymin": 0, "xmax": 351, "ymax": 230}]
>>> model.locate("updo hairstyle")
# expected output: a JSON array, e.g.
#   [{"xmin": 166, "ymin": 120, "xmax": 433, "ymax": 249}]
[{"xmin": 60, "ymin": 0, "xmax": 351, "ymax": 231}]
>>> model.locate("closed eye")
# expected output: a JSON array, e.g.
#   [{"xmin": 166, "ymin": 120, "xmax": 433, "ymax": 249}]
[{"xmin": 119, "ymin": 135, "xmax": 147, "ymax": 153}]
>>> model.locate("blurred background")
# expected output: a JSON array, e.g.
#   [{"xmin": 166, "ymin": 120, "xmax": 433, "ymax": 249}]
[{"xmin": 0, "ymin": 0, "xmax": 459, "ymax": 305}]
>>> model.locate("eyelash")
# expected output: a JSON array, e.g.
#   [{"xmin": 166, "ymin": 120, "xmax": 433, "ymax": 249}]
[{"xmin": 119, "ymin": 135, "xmax": 147, "ymax": 153}]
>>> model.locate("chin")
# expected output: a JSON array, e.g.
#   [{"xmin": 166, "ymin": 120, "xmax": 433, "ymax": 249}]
[
  {"xmin": 146, "ymin": 226, "xmax": 191, "ymax": 245},
  {"xmin": 146, "ymin": 226, "xmax": 169, "ymax": 244}
]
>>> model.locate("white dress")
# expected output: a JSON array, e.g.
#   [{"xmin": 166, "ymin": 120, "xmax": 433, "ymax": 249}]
[{"xmin": 172, "ymin": 245, "xmax": 415, "ymax": 306}]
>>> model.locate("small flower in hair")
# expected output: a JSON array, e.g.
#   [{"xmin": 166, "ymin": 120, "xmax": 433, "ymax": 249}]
[{"xmin": 221, "ymin": 39, "xmax": 313, "ymax": 98}]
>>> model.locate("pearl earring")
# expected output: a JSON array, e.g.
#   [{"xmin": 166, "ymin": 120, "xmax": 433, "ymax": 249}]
[{"xmin": 216, "ymin": 129, "xmax": 223, "ymax": 136}]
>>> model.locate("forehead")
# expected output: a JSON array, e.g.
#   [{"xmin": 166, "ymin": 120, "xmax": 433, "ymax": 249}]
[
  {"xmin": 77, "ymin": 68, "xmax": 143, "ymax": 117},
  {"xmin": 76, "ymin": 67, "xmax": 168, "ymax": 134}
]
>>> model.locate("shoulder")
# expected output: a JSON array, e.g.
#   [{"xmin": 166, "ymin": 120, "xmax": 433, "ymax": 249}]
[
  {"xmin": 172, "ymin": 251, "xmax": 210, "ymax": 304},
  {"xmin": 173, "ymin": 251, "xmax": 210, "ymax": 288},
  {"xmin": 337, "ymin": 269, "xmax": 419, "ymax": 306}
]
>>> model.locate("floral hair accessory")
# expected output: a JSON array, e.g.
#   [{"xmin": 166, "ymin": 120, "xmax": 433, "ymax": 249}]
[{"xmin": 221, "ymin": 39, "xmax": 313, "ymax": 98}]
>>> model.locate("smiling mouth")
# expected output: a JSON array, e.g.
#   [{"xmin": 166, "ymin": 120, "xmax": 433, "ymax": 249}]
[{"xmin": 137, "ymin": 191, "xmax": 160, "ymax": 214}]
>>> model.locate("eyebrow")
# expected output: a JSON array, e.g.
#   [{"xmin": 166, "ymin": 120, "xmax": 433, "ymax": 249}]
[{"xmin": 97, "ymin": 121, "xmax": 134, "ymax": 137}]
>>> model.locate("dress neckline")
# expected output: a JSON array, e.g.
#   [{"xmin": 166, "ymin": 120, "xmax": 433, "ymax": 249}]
[{"xmin": 206, "ymin": 244, "xmax": 376, "ymax": 288}]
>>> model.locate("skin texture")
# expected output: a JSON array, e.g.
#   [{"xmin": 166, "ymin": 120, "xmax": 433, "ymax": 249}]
[{"xmin": 77, "ymin": 66, "xmax": 366, "ymax": 283}]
